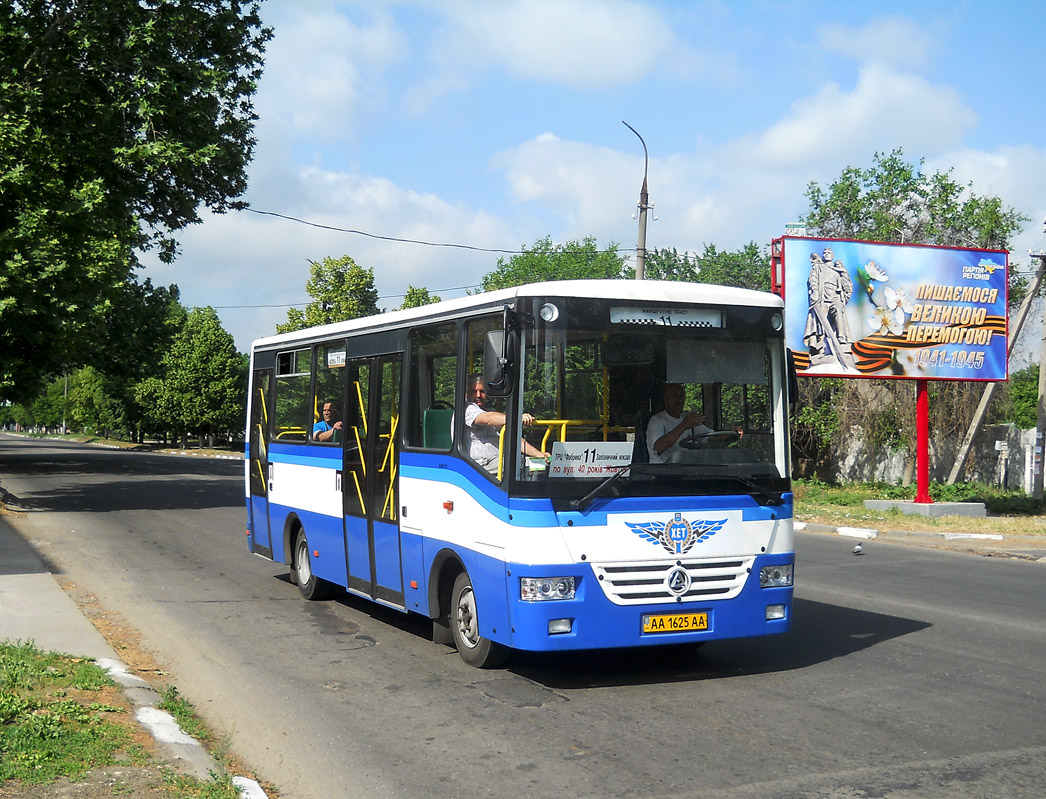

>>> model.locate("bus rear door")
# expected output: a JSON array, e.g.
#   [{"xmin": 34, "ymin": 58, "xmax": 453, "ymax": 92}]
[
  {"xmin": 342, "ymin": 356, "xmax": 404, "ymax": 607},
  {"xmin": 248, "ymin": 368, "xmax": 274, "ymax": 557}
]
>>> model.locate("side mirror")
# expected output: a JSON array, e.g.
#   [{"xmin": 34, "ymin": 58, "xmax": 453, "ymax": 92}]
[{"xmin": 483, "ymin": 329, "xmax": 512, "ymax": 397}]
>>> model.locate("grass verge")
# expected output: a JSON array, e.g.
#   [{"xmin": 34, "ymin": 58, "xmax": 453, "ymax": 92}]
[
  {"xmin": 793, "ymin": 479, "xmax": 1046, "ymax": 536},
  {"xmin": 0, "ymin": 640, "xmax": 247, "ymax": 797}
]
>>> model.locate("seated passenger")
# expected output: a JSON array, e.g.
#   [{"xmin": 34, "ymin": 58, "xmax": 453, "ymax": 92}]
[
  {"xmin": 464, "ymin": 374, "xmax": 548, "ymax": 475},
  {"xmin": 313, "ymin": 400, "xmax": 343, "ymax": 443}
]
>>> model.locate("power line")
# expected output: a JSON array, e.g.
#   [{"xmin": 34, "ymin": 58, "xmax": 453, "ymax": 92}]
[
  {"xmin": 244, "ymin": 208, "xmax": 523, "ymax": 255},
  {"xmin": 243, "ymin": 207, "xmax": 638, "ymax": 257},
  {"xmin": 212, "ymin": 283, "xmax": 483, "ymax": 310}
]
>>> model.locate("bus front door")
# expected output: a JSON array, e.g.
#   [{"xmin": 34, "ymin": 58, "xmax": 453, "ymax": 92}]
[
  {"xmin": 248, "ymin": 369, "xmax": 274, "ymax": 557},
  {"xmin": 343, "ymin": 356, "xmax": 404, "ymax": 608}
]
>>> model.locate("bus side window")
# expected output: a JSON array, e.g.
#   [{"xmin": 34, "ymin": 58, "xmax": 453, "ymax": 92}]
[
  {"xmin": 406, "ymin": 322, "xmax": 457, "ymax": 450},
  {"xmin": 274, "ymin": 348, "xmax": 311, "ymax": 442},
  {"xmin": 313, "ymin": 341, "xmax": 347, "ymax": 444}
]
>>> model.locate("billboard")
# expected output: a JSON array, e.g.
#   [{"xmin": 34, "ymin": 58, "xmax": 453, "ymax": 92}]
[{"xmin": 779, "ymin": 237, "xmax": 1008, "ymax": 381}]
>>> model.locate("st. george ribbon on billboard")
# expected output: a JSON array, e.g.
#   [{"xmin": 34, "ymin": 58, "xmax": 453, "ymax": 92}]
[{"xmin": 778, "ymin": 237, "xmax": 1008, "ymax": 382}]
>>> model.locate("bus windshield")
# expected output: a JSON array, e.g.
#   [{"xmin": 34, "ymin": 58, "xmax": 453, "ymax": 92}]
[{"xmin": 511, "ymin": 295, "xmax": 789, "ymax": 501}]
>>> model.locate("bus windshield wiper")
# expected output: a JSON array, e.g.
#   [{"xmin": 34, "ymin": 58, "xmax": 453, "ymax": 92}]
[
  {"xmin": 570, "ymin": 463, "xmax": 633, "ymax": 511},
  {"xmin": 708, "ymin": 474, "xmax": 784, "ymax": 505}
]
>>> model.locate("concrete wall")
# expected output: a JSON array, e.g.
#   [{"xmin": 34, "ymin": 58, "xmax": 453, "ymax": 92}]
[{"xmin": 830, "ymin": 425, "xmax": 1035, "ymax": 491}]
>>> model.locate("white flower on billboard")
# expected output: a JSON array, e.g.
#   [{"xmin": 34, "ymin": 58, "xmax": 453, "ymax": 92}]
[{"xmin": 869, "ymin": 304, "xmax": 904, "ymax": 336}]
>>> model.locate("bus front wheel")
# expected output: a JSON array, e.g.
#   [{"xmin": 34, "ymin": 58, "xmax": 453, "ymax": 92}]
[
  {"xmin": 450, "ymin": 572, "xmax": 508, "ymax": 668},
  {"xmin": 293, "ymin": 529, "xmax": 334, "ymax": 601}
]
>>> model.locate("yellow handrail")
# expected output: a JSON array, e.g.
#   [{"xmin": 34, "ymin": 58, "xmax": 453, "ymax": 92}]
[
  {"xmin": 496, "ymin": 426, "xmax": 506, "ymax": 482},
  {"xmin": 532, "ymin": 418, "xmax": 633, "ymax": 446},
  {"xmin": 350, "ymin": 469, "xmax": 366, "ymax": 514},
  {"xmin": 354, "ymin": 380, "xmax": 368, "ymax": 435},
  {"xmin": 256, "ymin": 387, "xmax": 268, "ymax": 426},
  {"xmin": 379, "ymin": 414, "xmax": 399, "ymax": 473}
]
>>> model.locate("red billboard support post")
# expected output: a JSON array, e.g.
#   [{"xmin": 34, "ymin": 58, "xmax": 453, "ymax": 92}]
[{"xmin": 914, "ymin": 379, "xmax": 932, "ymax": 503}]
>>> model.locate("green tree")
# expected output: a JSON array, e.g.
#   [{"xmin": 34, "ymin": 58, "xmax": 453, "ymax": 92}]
[
  {"xmin": 277, "ymin": 256, "xmax": 381, "ymax": 333},
  {"xmin": 90, "ymin": 279, "xmax": 187, "ymax": 441},
  {"xmin": 28, "ymin": 375, "xmax": 72, "ymax": 432},
  {"xmin": 0, "ymin": 1, "xmax": 271, "ymax": 402},
  {"xmin": 481, "ymin": 236, "xmax": 627, "ymax": 291},
  {"xmin": 1003, "ymin": 364, "xmax": 1038, "ymax": 429},
  {"xmin": 798, "ymin": 149, "xmax": 1030, "ymax": 479},
  {"xmin": 136, "ymin": 307, "xmax": 244, "ymax": 445},
  {"xmin": 804, "ymin": 148, "xmax": 1027, "ymax": 250},
  {"xmin": 69, "ymin": 366, "xmax": 121, "ymax": 436},
  {"xmin": 400, "ymin": 286, "xmax": 441, "ymax": 309},
  {"xmin": 644, "ymin": 243, "xmax": 769, "ymax": 291}
]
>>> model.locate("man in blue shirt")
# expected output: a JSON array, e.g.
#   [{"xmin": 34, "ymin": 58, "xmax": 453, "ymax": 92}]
[{"xmin": 313, "ymin": 401, "xmax": 342, "ymax": 443}]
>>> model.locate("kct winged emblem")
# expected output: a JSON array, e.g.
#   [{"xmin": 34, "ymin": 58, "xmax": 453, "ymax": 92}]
[{"xmin": 625, "ymin": 513, "xmax": 727, "ymax": 554}]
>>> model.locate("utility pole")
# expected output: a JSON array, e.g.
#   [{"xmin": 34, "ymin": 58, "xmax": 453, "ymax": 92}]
[
  {"xmin": 1034, "ymin": 247, "xmax": 1046, "ymax": 499},
  {"xmin": 622, "ymin": 121, "xmax": 650, "ymax": 280}
]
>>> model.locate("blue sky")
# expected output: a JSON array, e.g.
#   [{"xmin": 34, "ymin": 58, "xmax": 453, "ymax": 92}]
[{"xmin": 141, "ymin": 0, "xmax": 1046, "ymax": 352}]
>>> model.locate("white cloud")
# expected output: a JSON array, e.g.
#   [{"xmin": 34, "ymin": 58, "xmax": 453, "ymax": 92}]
[
  {"xmin": 144, "ymin": 164, "xmax": 517, "ymax": 350},
  {"xmin": 258, "ymin": 6, "xmax": 406, "ymax": 139},
  {"xmin": 818, "ymin": 15, "xmax": 940, "ymax": 70},
  {"xmin": 726, "ymin": 64, "xmax": 976, "ymax": 169},
  {"xmin": 490, "ymin": 132, "xmax": 642, "ymax": 245},
  {"xmin": 932, "ymin": 145, "xmax": 1046, "ymax": 256},
  {"xmin": 434, "ymin": 0, "xmax": 679, "ymax": 88}
]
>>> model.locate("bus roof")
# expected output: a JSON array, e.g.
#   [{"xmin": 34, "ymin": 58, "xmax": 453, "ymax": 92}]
[{"xmin": 250, "ymin": 279, "xmax": 782, "ymax": 351}]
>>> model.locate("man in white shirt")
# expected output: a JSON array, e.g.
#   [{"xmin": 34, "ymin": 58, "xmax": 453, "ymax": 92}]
[
  {"xmin": 646, "ymin": 383, "xmax": 712, "ymax": 463},
  {"xmin": 464, "ymin": 375, "xmax": 548, "ymax": 475}
]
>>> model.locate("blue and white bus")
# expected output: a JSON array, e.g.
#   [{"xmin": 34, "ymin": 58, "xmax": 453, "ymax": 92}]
[{"xmin": 245, "ymin": 279, "xmax": 795, "ymax": 667}]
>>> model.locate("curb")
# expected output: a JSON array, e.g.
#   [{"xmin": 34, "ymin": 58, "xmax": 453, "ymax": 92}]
[
  {"xmin": 796, "ymin": 521, "xmax": 1046, "ymax": 562},
  {"xmin": 98, "ymin": 658, "xmax": 267, "ymax": 798},
  {"xmin": 94, "ymin": 658, "xmax": 218, "ymax": 780},
  {"xmin": 98, "ymin": 657, "xmax": 269, "ymax": 798}
]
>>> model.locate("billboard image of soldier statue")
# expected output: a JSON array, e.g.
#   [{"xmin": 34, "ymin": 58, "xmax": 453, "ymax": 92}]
[{"xmin": 803, "ymin": 246, "xmax": 856, "ymax": 371}]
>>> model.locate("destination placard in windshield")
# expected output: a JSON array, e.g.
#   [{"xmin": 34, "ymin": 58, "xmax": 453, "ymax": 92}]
[{"xmin": 549, "ymin": 442, "xmax": 634, "ymax": 479}]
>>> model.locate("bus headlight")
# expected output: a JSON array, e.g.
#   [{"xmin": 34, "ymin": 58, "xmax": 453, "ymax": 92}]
[
  {"xmin": 759, "ymin": 564, "xmax": 793, "ymax": 588},
  {"xmin": 520, "ymin": 576, "xmax": 575, "ymax": 601}
]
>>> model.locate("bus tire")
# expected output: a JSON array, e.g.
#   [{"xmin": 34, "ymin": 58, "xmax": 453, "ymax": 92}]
[
  {"xmin": 293, "ymin": 528, "xmax": 334, "ymax": 601},
  {"xmin": 450, "ymin": 572, "xmax": 508, "ymax": 668}
]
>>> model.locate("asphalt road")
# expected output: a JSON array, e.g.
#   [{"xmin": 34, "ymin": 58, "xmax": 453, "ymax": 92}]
[{"xmin": 1, "ymin": 435, "xmax": 1044, "ymax": 799}]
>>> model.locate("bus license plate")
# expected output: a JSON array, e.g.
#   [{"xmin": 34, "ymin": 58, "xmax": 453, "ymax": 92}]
[{"xmin": 642, "ymin": 612, "xmax": 708, "ymax": 634}]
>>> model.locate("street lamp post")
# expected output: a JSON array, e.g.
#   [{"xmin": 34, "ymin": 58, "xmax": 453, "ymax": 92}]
[{"xmin": 622, "ymin": 121, "xmax": 650, "ymax": 280}]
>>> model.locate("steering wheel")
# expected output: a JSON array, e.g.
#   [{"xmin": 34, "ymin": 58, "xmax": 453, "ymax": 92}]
[{"xmin": 678, "ymin": 430, "xmax": 741, "ymax": 449}]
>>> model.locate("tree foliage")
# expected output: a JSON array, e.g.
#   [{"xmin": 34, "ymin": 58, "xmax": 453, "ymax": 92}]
[
  {"xmin": 481, "ymin": 236, "xmax": 627, "ymax": 291},
  {"xmin": 400, "ymin": 286, "xmax": 441, "ymax": 309},
  {"xmin": 135, "ymin": 307, "xmax": 244, "ymax": 443},
  {"xmin": 0, "ymin": 1, "xmax": 270, "ymax": 401},
  {"xmin": 70, "ymin": 366, "xmax": 121, "ymax": 436},
  {"xmin": 643, "ymin": 243, "xmax": 769, "ymax": 291},
  {"xmin": 797, "ymin": 149, "xmax": 1031, "ymax": 479},
  {"xmin": 803, "ymin": 149, "xmax": 1028, "ymax": 250},
  {"xmin": 1004, "ymin": 365, "xmax": 1039, "ymax": 430},
  {"xmin": 277, "ymin": 255, "xmax": 381, "ymax": 333}
]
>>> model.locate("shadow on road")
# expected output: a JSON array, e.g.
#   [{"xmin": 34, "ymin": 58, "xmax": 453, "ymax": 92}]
[
  {"xmin": 507, "ymin": 597, "xmax": 930, "ymax": 688},
  {"xmin": 278, "ymin": 573, "xmax": 931, "ymax": 689},
  {"xmin": 0, "ymin": 450, "xmax": 242, "ymax": 513}
]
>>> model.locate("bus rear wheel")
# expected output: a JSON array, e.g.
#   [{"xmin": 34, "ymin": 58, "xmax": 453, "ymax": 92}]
[
  {"xmin": 450, "ymin": 572, "xmax": 508, "ymax": 668},
  {"xmin": 293, "ymin": 528, "xmax": 334, "ymax": 601}
]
